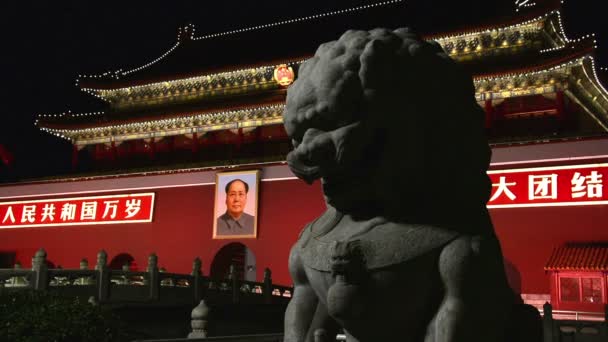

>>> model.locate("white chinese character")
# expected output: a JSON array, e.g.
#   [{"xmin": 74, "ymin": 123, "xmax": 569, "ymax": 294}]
[
  {"xmin": 124, "ymin": 199, "xmax": 141, "ymax": 218},
  {"xmin": 102, "ymin": 200, "xmax": 119, "ymax": 219},
  {"xmin": 80, "ymin": 202, "xmax": 98, "ymax": 220},
  {"xmin": 41, "ymin": 203, "xmax": 56, "ymax": 222},
  {"xmin": 21, "ymin": 205, "xmax": 36, "ymax": 223},
  {"xmin": 529, "ymin": 174, "xmax": 558, "ymax": 200},
  {"xmin": 489, "ymin": 176, "xmax": 517, "ymax": 202},
  {"xmin": 571, "ymin": 171, "xmax": 603, "ymax": 199},
  {"xmin": 60, "ymin": 203, "xmax": 77, "ymax": 221},
  {"xmin": 2, "ymin": 206, "xmax": 15, "ymax": 223}
]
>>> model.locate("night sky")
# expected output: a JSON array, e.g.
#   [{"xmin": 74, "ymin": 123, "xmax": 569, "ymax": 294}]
[{"xmin": 1, "ymin": 0, "xmax": 606, "ymax": 182}]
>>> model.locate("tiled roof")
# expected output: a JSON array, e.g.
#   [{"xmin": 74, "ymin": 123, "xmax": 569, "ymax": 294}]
[{"xmin": 544, "ymin": 244, "xmax": 608, "ymax": 271}]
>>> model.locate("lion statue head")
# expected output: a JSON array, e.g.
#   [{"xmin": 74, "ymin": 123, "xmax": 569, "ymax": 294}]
[{"xmin": 283, "ymin": 28, "xmax": 492, "ymax": 230}]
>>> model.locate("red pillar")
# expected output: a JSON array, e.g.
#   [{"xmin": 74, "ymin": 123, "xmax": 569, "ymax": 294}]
[
  {"xmin": 484, "ymin": 99, "xmax": 493, "ymax": 129},
  {"xmin": 0, "ymin": 144, "xmax": 14, "ymax": 168},
  {"xmin": 200, "ymin": 133, "xmax": 208, "ymax": 148},
  {"xmin": 71, "ymin": 145, "xmax": 79, "ymax": 170},
  {"xmin": 254, "ymin": 127, "xmax": 263, "ymax": 155},
  {"xmin": 209, "ymin": 131, "xmax": 218, "ymax": 146},
  {"xmin": 148, "ymin": 138, "xmax": 156, "ymax": 160},
  {"xmin": 94, "ymin": 144, "xmax": 102, "ymax": 161},
  {"xmin": 236, "ymin": 128, "xmax": 244, "ymax": 150},
  {"xmin": 556, "ymin": 90, "xmax": 565, "ymax": 121},
  {"xmin": 168, "ymin": 136, "xmax": 175, "ymax": 152},
  {"xmin": 128, "ymin": 141, "xmax": 136, "ymax": 158},
  {"xmin": 110, "ymin": 141, "xmax": 117, "ymax": 161},
  {"xmin": 191, "ymin": 132, "xmax": 199, "ymax": 154}
]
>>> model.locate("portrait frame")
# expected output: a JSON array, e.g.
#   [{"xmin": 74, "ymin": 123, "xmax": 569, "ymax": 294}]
[{"xmin": 213, "ymin": 170, "xmax": 260, "ymax": 239}]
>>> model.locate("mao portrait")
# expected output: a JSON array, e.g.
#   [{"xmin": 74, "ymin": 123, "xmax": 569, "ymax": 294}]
[{"xmin": 213, "ymin": 170, "xmax": 259, "ymax": 239}]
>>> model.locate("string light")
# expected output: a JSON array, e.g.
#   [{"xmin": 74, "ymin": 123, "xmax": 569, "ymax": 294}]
[
  {"xmin": 42, "ymin": 56, "xmax": 608, "ymax": 143},
  {"xmin": 83, "ymin": 60, "xmax": 307, "ymax": 104},
  {"xmin": 554, "ymin": 10, "xmax": 570, "ymax": 43},
  {"xmin": 429, "ymin": 10, "xmax": 556, "ymax": 42},
  {"xmin": 76, "ymin": 25, "xmax": 194, "ymax": 85},
  {"xmin": 81, "ymin": 7, "xmax": 576, "ymax": 105},
  {"xmin": 474, "ymin": 56, "xmax": 584, "ymax": 83},
  {"xmin": 35, "ymin": 111, "xmax": 104, "ymax": 121},
  {"xmin": 192, "ymin": 0, "xmax": 402, "ymax": 41},
  {"xmin": 38, "ymin": 104, "xmax": 286, "ymax": 144},
  {"xmin": 583, "ymin": 57, "xmax": 608, "ymax": 104},
  {"xmin": 515, "ymin": 1, "xmax": 537, "ymax": 13},
  {"xmin": 35, "ymin": 159, "xmax": 288, "ymax": 184},
  {"xmin": 75, "ymin": 1, "xmax": 403, "ymax": 85},
  {"xmin": 121, "ymin": 24, "xmax": 195, "ymax": 76},
  {"xmin": 86, "ymin": 11, "xmax": 565, "ymax": 103},
  {"xmin": 540, "ymin": 33, "xmax": 596, "ymax": 54}
]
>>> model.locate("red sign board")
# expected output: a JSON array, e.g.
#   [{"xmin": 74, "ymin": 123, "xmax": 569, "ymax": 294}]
[
  {"xmin": 0, "ymin": 193, "xmax": 155, "ymax": 229},
  {"xmin": 487, "ymin": 164, "xmax": 607, "ymax": 208}
]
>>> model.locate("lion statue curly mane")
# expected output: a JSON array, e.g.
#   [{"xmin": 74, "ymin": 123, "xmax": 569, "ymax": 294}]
[
  {"xmin": 282, "ymin": 28, "xmax": 539, "ymax": 342},
  {"xmin": 284, "ymin": 28, "xmax": 492, "ymax": 229}
]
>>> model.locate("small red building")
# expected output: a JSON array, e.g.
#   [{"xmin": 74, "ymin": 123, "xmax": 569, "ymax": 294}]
[{"xmin": 545, "ymin": 244, "xmax": 608, "ymax": 312}]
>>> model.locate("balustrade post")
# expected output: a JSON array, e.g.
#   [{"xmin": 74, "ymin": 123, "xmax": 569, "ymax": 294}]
[
  {"xmin": 542, "ymin": 302, "xmax": 554, "ymax": 342},
  {"xmin": 263, "ymin": 267, "xmax": 272, "ymax": 304},
  {"xmin": 32, "ymin": 249, "xmax": 48, "ymax": 290},
  {"xmin": 147, "ymin": 253, "xmax": 159, "ymax": 301},
  {"xmin": 10, "ymin": 262, "xmax": 28, "ymax": 287},
  {"xmin": 95, "ymin": 250, "xmax": 109, "ymax": 302},
  {"xmin": 188, "ymin": 300, "xmax": 209, "ymax": 339},
  {"xmin": 192, "ymin": 257, "xmax": 203, "ymax": 303},
  {"xmin": 74, "ymin": 258, "xmax": 94, "ymax": 286},
  {"xmin": 121, "ymin": 263, "xmax": 131, "ymax": 284},
  {"xmin": 229, "ymin": 264, "xmax": 239, "ymax": 303}
]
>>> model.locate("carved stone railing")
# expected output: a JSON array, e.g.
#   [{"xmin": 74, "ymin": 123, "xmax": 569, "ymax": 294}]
[
  {"xmin": 543, "ymin": 303, "xmax": 608, "ymax": 342},
  {"xmin": 133, "ymin": 334, "xmax": 284, "ymax": 342},
  {"xmin": 0, "ymin": 249, "xmax": 291, "ymax": 307}
]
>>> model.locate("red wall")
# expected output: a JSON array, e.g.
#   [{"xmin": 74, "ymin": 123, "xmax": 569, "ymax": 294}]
[
  {"xmin": 0, "ymin": 179, "xmax": 325, "ymax": 286},
  {"xmin": 491, "ymin": 205, "xmax": 608, "ymax": 294},
  {"xmin": 1, "ymin": 174, "xmax": 607, "ymax": 292}
]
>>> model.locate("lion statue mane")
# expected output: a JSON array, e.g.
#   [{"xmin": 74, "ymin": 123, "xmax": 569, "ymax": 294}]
[
  {"xmin": 284, "ymin": 27, "xmax": 492, "ymax": 228},
  {"xmin": 282, "ymin": 28, "xmax": 539, "ymax": 342}
]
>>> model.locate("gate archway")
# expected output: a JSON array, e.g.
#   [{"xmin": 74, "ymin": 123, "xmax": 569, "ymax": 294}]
[
  {"xmin": 210, "ymin": 243, "xmax": 256, "ymax": 281},
  {"xmin": 109, "ymin": 253, "xmax": 136, "ymax": 270}
]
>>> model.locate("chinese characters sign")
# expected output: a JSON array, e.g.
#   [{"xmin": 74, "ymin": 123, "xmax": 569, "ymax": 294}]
[
  {"xmin": 487, "ymin": 164, "xmax": 607, "ymax": 208},
  {"xmin": 0, "ymin": 193, "xmax": 154, "ymax": 229}
]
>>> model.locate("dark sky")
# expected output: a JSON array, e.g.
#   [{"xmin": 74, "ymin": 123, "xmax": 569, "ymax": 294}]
[{"xmin": 0, "ymin": 0, "xmax": 605, "ymax": 181}]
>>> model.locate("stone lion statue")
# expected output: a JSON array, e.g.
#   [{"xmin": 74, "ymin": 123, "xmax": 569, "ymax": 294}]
[{"xmin": 282, "ymin": 28, "xmax": 535, "ymax": 342}]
